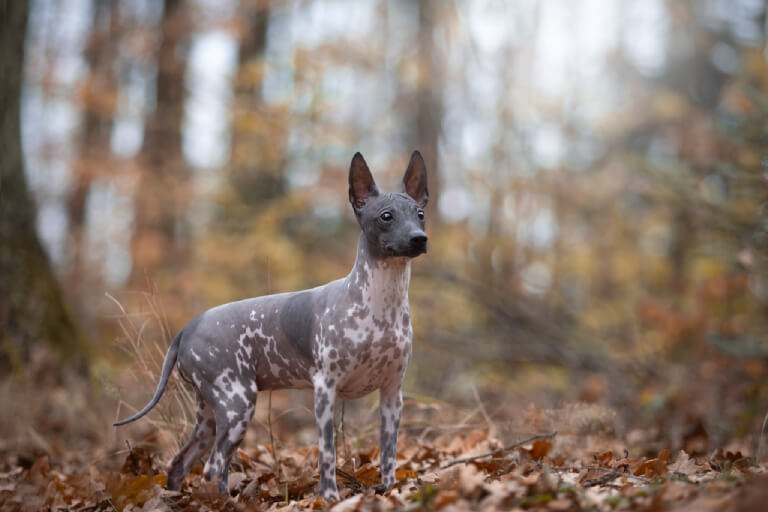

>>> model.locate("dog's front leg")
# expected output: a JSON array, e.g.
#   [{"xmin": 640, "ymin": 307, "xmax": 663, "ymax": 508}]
[
  {"xmin": 313, "ymin": 374, "xmax": 339, "ymax": 500},
  {"xmin": 378, "ymin": 383, "xmax": 403, "ymax": 492}
]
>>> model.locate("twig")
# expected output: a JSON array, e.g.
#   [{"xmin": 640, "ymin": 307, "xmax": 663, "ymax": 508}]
[
  {"xmin": 27, "ymin": 427, "xmax": 53, "ymax": 454},
  {"xmin": 402, "ymin": 422, "xmax": 489, "ymax": 432},
  {"xmin": 417, "ymin": 405, "xmax": 482, "ymax": 445},
  {"xmin": 415, "ymin": 432, "xmax": 557, "ymax": 474},
  {"xmin": 550, "ymin": 465, "xmax": 652, "ymax": 486},
  {"xmin": 335, "ymin": 467, "xmax": 365, "ymax": 492},
  {"xmin": 581, "ymin": 471, "xmax": 622, "ymax": 488},
  {"xmin": 578, "ymin": 469, "xmax": 651, "ymax": 487},
  {"xmin": 470, "ymin": 384, "xmax": 496, "ymax": 440},
  {"xmin": 758, "ymin": 407, "xmax": 768, "ymax": 463},
  {"xmin": 268, "ymin": 391, "xmax": 282, "ymax": 478},
  {"xmin": 340, "ymin": 400, "xmax": 352, "ymax": 468}
]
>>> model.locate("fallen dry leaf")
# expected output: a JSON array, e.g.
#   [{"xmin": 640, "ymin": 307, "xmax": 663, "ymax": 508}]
[{"xmin": 0, "ymin": 375, "xmax": 765, "ymax": 512}]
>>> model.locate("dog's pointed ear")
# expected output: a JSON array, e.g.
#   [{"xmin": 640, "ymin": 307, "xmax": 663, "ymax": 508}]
[
  {"xmin": 349, "ymin": 152, "xmax": 379, "ymax": 212},
  {"xmin": 402, "ymin": 150, "xmax": 428, "ymax": 207}
]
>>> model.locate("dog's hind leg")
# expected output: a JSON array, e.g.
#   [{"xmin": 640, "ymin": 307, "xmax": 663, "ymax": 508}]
[
  {"xmin": 202, "ymin": 396, "xmax": 256, "ymax": 493},
  {"xmin": 166, "ymin": 393, "xmax": 216, "ymax": 490}
]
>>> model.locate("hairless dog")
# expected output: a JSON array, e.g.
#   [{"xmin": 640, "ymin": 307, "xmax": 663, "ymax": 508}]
[{"xmin": 114, "ymin": 151, "xmax": 429, "ymax": 500}]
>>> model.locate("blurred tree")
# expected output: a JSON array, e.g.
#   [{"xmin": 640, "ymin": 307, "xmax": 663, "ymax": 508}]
[
  {"xmin": 414, "ymin": 0, "xmax": 443, "ymax": 226},
  {"xmin": 68, "ymin": 0, "xmax": 119, "ymax": 302},
  {"xmin": 130, "ymin": 0, "xmax": 189, "ymax": 286},
  {"xmin": 7, "ymin": 0, "xmax": 767, "ymax": 438},
  {"xmin": 0, "ymin": 0, "xmax": 88, "ymax": 369},
  {"xmin": 229, "ymin": 0, "xmax": 284, "ymax": 210},
  {"xmin": 193, "ymin": 0, "xmax": 306, "ymax": 306}
]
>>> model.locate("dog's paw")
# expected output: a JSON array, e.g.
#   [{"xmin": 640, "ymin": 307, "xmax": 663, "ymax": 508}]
[
  {"xmin": 202, "ymin": 462, "xmax": 214, "ymax": 482},
  {"xmin": 322, "ymin": 492, "xmax": 340, "ymax": 502},
  {"xmin": 318, "ymin": 483, "xmax": 340, "ymax": 502},
  {"xmin": 373, "ymin": 483, "xmax": 388, "ymax": 495}
]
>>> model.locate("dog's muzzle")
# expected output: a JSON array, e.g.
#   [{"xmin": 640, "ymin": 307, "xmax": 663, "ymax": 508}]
[{"xmin": 408, "ymin": 231, "xmax": 428, "ymax": 256}]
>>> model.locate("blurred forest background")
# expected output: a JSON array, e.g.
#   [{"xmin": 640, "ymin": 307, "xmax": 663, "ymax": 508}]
[{"xmin": 3, "ymin": 0, "xmax": 768, "ymax": 465}]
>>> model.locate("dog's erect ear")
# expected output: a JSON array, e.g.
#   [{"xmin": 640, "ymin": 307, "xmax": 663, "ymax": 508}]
[
  {"xmin": 349, "ymin": 152, "xmax": 379, "ymax": 212},
  {"xmin": 402, "ymin": 150, "xmax": 428, "ymax": 207}
]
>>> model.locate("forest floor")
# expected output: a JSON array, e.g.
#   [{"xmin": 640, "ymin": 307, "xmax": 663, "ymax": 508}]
[{"xmin": 1, "ymin": 347, "xmax": 767, "ymax": 512}]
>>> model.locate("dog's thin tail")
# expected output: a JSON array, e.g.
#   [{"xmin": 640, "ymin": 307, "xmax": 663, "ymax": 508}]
[{"xmin": 113, "ymin": 330, "xmax": 183, "ymax": 427}]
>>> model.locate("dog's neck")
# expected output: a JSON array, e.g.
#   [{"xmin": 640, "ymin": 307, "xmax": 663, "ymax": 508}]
[{"xmin": 347, "ymin": 233, "xmax": 411, "ymax": 316}]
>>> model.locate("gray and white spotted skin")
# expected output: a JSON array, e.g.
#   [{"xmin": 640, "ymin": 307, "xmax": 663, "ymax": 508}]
[{"xmin": 114, "ymin": 151, "xmax": 429, "ymax": 501}]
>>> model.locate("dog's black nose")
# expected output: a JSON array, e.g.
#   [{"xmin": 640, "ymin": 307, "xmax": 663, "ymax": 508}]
[{"xmin": 410, "ymin": 231, "xmax": 428, "ymax": 249}]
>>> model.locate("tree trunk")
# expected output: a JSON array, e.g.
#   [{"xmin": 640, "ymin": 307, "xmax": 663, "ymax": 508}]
[
  {"xmin": 0, "ymin": 0, "xmax": 89, "ymax": 370},
  {"xmin": 227, "ymin": 0, "xmax": 283, "ymax": 211},
  {"xmin": 67, "ymin": 0, "xmax": 118, "ymax": 302},
  {"xmin": 415, "ymin": 0, "xmax": 443, "ymax": 226},
  {"xmin": 130, "ymin": 0, "xmax": 189, "ymax": 286}
]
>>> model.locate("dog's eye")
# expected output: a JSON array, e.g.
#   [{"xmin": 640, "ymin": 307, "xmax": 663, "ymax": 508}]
[
  {"xmin": 380, "ymin": 211, "xmax": 393, "ymax": 222},
  {"xmin": 417, "ymin": 209, "xmax": 425, "ymax": 220}
]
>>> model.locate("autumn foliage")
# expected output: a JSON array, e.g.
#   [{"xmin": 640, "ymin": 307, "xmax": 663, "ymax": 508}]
[
  {"xmin": 1, "ymin": 380, "xmax": 767, "ymax": 512},
  {"xmin": 3, "ymin": 1, "xmax": 768, "ymax": 511}
]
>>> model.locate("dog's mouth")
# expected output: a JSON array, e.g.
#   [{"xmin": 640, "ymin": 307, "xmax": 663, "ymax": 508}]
[
  {"xmin": 407, "ymin": 242, "xmax": 427, "ymax": 257},
  {"xmin": 384, "ymin": 242, "xmax": 427, "ymax": 258}
]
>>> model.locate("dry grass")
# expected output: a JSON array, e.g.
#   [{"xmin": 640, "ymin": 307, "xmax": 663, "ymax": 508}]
[{"xmin": 106, "ymin": 290, "xmax": 195, "ymax": 453}]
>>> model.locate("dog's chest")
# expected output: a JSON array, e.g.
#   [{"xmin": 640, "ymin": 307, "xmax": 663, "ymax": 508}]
[
  {"xmin": 319, "ymin": 261, "xmax": 413, "ymax": 398},
  {"xmin": 338, "ymin": 310, "xmax": 412, "ymax": 398}
]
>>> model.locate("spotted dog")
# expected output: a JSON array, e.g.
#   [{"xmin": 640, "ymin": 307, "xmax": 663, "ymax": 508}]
[{"xmin": 114, "ymin": 151, "xmax": 429, "ymax": 500}]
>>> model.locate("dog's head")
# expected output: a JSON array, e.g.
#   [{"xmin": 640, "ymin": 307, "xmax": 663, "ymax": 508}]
[{"xmin": 349, "ymin": 151, "xmax": 429, "ymax": 259}]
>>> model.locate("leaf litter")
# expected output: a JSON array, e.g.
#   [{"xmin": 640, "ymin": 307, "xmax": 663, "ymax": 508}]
[
  {"xmin": 2, "ymin": 415, "xmax": 767, "ymax": 511},
  {"xmin": 2, "ymin": 348, "xmax": 768, "ymax": 511}
]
